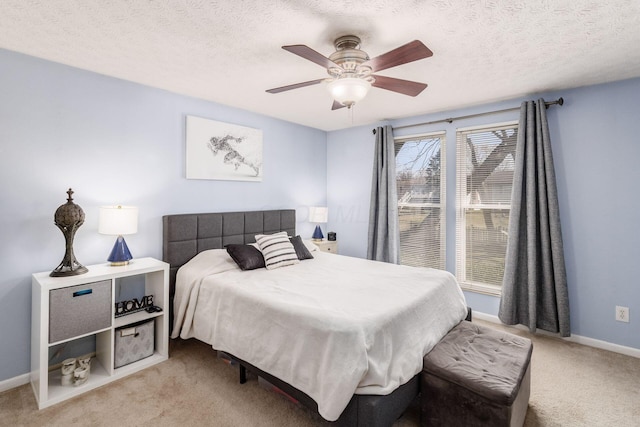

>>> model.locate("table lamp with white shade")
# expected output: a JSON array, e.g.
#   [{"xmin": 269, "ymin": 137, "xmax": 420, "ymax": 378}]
[
  {"xmin": 309, "ymin": 206, "xmax": 328, "ymax": 241},
  {"xmin": 98, "ymin": 205, "xmax": 138, "ymax": 266}
]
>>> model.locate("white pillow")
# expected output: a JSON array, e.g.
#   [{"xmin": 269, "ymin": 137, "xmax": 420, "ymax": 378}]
[
  {"xmin": 255, "ymin": 232, "xmax": 300, "ymax": 270},
  {"xmin": 303, "ymin": 239, "xmax": 320, "ymax": 252}
]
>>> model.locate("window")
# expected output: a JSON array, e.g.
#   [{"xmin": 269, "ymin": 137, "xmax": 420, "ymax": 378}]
[
  {"xmin": 395, "ymin": 132, "xmax": 445, "ymax": 270},
  {"xmin": 455, "ymin": 122, "xmax": 518, "ymax": 295}
]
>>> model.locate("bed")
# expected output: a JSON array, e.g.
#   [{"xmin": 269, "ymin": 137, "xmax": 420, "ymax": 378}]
[{"xmin": 163, "ymin": 209, "xmax": 468, "ymax": 426}]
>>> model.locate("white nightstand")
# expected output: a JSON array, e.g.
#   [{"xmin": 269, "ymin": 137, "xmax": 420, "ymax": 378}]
[
  {"xmin": 31, "ymin": 257, "xmax": 169, "ymax": 409},
  {"xmin": 314, "ymin": 240, "xmax": 338, "ymax": 254}
]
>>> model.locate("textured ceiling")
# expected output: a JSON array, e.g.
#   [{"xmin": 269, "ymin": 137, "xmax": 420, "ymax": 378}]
[{"xmin": 1, "ymin": 0, "xmax": 640, "ymax": 131}]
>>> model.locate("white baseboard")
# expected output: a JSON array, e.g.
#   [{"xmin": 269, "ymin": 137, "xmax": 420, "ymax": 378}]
[
  {"xmin": 0, "ymin": 373, "xmax": 30, "ymax": 393},
  {"xmin": 473, "ymin": 311, "xmax": 640, "ymax": 359}
]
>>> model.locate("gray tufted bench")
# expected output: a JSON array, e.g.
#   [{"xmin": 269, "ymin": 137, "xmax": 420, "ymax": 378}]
[{"xmin": 421, "ymin": 321, "xmax": 533, "ymax": 427}]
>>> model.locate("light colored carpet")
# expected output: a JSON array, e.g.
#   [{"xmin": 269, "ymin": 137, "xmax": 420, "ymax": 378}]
[{"xmin": 2, "ymin": 320, "xmax": 639, "ymax": 426}]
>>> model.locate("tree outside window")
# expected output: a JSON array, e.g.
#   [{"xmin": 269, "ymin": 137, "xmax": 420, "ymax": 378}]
[
  {"xmin": 456, "ymin": 123, "xmax": 518, "ymax": 295},
  {"xmin": 395, "ymin": 133, "xmax": 445, "ymax": 270}
]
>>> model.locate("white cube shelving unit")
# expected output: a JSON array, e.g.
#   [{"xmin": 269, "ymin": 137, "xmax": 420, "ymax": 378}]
[{"xmin": 31, "ymin": 257, "xmax": 169, "ymax": 409}]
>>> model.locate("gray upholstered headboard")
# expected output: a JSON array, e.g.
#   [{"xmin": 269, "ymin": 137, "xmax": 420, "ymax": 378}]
[{"xmin": 162, "ymin": 209, "xmax": 296, "ymax": 301}]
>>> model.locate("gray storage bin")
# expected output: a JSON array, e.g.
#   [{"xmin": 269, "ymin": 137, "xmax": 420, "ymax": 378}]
[
  {"xmin": 114, "ymin": 319, "xmax": 155, "ymax": 368},
  {"xmin": 49, "ymin": 280, "xmax": 112, "ymax": 343}
]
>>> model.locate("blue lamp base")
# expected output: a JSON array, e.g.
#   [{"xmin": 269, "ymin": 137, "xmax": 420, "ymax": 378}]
[
  {"xmin": 107, "ymin": 235, "xmax": 133, "ymax": 266},
  {"xmin": 312, "ymin": 225, "xmax": 324, "ymax": 241}
]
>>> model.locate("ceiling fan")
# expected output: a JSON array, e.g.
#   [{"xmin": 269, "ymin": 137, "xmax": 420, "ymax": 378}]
[{"xmin": 266, "ymin": 35, "xmax": 433, "ymax": 110}]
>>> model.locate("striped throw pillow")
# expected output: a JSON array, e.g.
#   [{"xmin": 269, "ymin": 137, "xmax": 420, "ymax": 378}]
[{"xmin": 255, "ymin": 232, "xmax": 300, "ymax": 270}]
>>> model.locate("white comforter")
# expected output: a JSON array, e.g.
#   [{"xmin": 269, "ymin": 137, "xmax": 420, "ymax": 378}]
[{"xmin": 172, "ymin": 248, "xmax": 467, "ymax": 421}]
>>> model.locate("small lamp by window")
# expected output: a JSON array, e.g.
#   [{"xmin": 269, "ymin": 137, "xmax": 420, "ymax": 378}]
[
  {"xmin": 309, "ymin": 207, "xmax": 328, "ymax": 241},
  {"xmin": 99, "ymin": 205, "xmax": 138, "ymax": 266}
]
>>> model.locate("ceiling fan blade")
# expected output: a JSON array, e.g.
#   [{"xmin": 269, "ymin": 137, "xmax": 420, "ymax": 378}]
[
  {"xmin": 331, "ymin": 100, "xmax": 346, "ymax": 110},
  {"xmin": 365, "ymin": 40, "xmax": 433, "ymax": 73},
  {"xmin": 371, "ymin": 75, "xmax": 428, "ymax": 97},
  {"xmin": 266, "ymin": 78, "xmax": 325, "ymax": 94},
  {"xmin": 282, "ymin": 45, "xmax": 340, "ymax": 69}
]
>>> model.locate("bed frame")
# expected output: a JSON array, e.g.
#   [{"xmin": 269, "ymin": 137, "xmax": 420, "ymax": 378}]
[{"xmin": 162, "ymin": 209, "xmax": 420, "ymax": 426}]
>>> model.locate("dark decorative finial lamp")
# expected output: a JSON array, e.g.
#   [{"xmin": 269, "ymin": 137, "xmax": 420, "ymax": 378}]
[
  {"xmin": 50, "ymin": 188, "xmax": 88, "ymax": 277},
  {"xmin": 99, "ymin": 205, "xmax": 138, "ymax": 266},
  {"xmin": 309, "ymin": 206, "xmax": 328, "ymax": 241}
]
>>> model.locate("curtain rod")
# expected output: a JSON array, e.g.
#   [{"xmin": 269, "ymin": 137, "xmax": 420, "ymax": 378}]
[{"xmin": 372, "ymin": 97, "xmax": 564, "ymax": 134}]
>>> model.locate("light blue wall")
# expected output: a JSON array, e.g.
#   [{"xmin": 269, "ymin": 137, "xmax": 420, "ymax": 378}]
[
  {"xmin": 2, "ymin": 45, "xmax": 638, "ymax": 384},
  {"xmin": 328, "ymin": 78, "xmax": 640, "ymax": 350},
  {"xmin": 0, "ymin": 49, "xmax": 327, "ymax": 382}
]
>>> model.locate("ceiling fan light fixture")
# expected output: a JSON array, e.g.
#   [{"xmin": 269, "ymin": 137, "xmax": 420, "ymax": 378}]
[
  {"xmin": 267, "ymin": 36, "xmax": 432, "ymax": 111},
  {"xmin": 327, "ymin": 77, "xmax": 371, "ymax": 108}
]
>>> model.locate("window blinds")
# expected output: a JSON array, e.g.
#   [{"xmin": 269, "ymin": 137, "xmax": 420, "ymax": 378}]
[
  {"xmin": 395, "ymin": 132, "xmax": 445, "ymax": 270},
  {"xmin": 455, "ymin": 122, "xmax": 518, "ymax": 295}
]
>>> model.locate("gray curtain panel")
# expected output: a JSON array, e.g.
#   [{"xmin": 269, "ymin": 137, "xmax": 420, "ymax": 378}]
[
  {"xmin": 499, "ymin": 99, "xmax": 570, "ymax": 337},
  {"xmin": 367, "ymin": 125, "xmax": 400, "ymax": 263}
]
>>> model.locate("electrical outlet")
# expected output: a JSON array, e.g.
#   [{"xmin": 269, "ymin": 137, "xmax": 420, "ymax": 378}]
[{"xmin": 615, "ymin": 306, "xmax": 629, "ymax": 323}]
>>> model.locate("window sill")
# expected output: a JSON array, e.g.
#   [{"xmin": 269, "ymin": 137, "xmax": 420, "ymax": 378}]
[{"xmin": 459, "ymin": 281, "xmax": 502, "ymax": 297}]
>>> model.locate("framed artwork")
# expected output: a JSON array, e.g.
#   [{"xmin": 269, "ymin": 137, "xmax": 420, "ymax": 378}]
[{"xmin": 185, "ymin": 115, "xmax": 263, "ymax": 181}]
